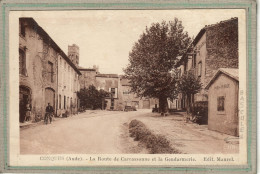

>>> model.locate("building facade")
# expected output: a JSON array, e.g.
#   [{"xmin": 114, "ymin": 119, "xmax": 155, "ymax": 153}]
[
  {"xmin": 78, "ymin": 71, "xmax": 159, "ymax": 111},
  {"xmin": 78, "ymin": 67, "xmax": 99, "ymax": 89},
  {"xmin": 57, "ymin": 45, "xmax": 81, "ymax": 117},
  {"xmin": 206, "ymin": 68, "xmax": 239, "ymax": 136},
  {"xmin": 19, "ymin": 18, "xmax": 81, "ymax": 122},
  {"xmin": 95, "ymin": 74, "xmax": 120, "ymax": 110},
  {"xmin": 176, "ymin": 17, "xmax": 238, "ymax": 112},
  {"xmin": 118, "ymin": 76, "xmax": 158, "ymax": 110}
]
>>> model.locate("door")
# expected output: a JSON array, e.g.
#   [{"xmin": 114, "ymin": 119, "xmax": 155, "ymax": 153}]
[
  {"xmin": 19, "ymin": 86, "xmax": 31, "ymax": 122},
  {"xmin": 45, "ymin": 88, "xmax": 55, "ymax": 110}
]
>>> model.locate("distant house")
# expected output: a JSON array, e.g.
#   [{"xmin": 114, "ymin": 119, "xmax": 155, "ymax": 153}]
[
  {"xmin": 95, "ymin": 74, "xmax": 120, "ymax": 110},
  {"xmin": 205, "ymin": 68, "xmax": 239, "ymax": 136},
  {"xmin": 118, "ymin": 76, "xmax": 159, "ymax": 110},
  {"xmin": 78, "ymin": 67, "xmax": 99, "ymax": 89},
  {"xmin": 175, "ymin": 17, "xmax": 238, "ymax": 112},
  {"xmin": 78, "ymin": 71, "xmax": 158, "ymax": 110}
]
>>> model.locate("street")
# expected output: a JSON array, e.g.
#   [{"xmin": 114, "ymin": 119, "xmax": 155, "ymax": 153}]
[
  {"xmin": 20, "ymin": 110, "xmax": 150, "ymax": 154},
  {"xmin": 20, "ymin": 110, "xmax": 238, "ymax": 154}
]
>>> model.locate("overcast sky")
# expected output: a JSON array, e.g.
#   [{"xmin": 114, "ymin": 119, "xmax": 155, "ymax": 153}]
[{"xmin": 18, "ymin": 10, "xmax": 244, "ymax": 74}]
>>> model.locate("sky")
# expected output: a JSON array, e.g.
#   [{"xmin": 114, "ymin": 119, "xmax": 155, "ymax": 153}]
[{"xmin": 18, "ymin": 10, "xmax": 244, "ymax": 74}]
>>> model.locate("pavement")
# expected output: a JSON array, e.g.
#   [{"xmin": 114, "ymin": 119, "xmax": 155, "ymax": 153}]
[{"xmin": 20, "ymin": 110, "xmax": 239, "ymax": 154}]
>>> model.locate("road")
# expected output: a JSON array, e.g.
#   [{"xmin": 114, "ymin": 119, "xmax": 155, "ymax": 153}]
[
  {"xmin": 20, "ymin": 110, "xmax": 238, "ymax": 154},
  {"xmin": 20, "ymin": 110, "xmax": 150, "ymax": 154}
]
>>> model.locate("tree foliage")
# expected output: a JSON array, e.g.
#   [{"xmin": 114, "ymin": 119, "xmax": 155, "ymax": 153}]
[
  {"xmin": 178, "ymin": 72, "xmax": 202, "ymax": 96},
  {"xmin": 77, "ymin": 85, "xmax": 110, "ymax": 110},
  {"xmin": 124, "ymin": 18, "xmax": 192, "ymax": 113},
  {"xmin": 178, "ymin": 71, "xmax": 202, "ymax": 113}
]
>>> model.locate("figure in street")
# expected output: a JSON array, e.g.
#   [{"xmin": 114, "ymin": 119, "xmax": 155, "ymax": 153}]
[
  {"xmin": 25, "ymin": 99, "xmax": 32, "ymax": 122},
  {"xmin": 45, "ymin": 103, "xmax": 54, "ymax": 124}
]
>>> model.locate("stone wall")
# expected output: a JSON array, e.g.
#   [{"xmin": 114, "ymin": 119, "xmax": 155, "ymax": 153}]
[
  {"xmin": 19, "ymin": 19, "xmax": 58, "ymax": 122},
  {"xmin": 79, "ymin": 70, "xmax": 97, "ymax": 89},
  {"xmin": 205, "ymin": 18, "xmax": 238, "ymax": 86}
]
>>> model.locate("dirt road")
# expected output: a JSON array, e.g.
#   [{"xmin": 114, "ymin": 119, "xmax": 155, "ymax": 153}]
[
  {"xmin": 20, "ymin": 110, "xmax": 238, "ymax": 154},
  {"xmin": 20, "ymin": 110, "xmax": 149, "ymax": 154}
]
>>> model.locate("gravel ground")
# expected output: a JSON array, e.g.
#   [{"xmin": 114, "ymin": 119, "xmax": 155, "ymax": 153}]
[{"xmin": 135, "ymin": 112, "xmax": 239, "ymax": 154}]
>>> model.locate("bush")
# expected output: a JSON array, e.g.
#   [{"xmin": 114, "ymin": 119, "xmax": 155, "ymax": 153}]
[
  {"xmin": 129, "ymin": 119, "xmax": 145, "ymax": 128},
  {"xmin": 128, "ymin": 120, "xmax": 179, "ymax": 154}
]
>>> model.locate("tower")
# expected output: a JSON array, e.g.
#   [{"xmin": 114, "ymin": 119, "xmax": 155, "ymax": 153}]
[{"xmin": 68, "ymin": 44, "xmax": 79, "ymax": 67}]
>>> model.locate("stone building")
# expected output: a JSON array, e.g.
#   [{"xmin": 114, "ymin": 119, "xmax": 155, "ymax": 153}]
[
  {"xmin": 175, "ymin": 17, "xmax": 238, "ymax": 111},
  {"xmin": 205, "ymin": 68, "xmax": 239, "ymax": 136},
  {"xmin": 68, "ymin": 44, "xmax": 79, "ymax": 67},
  {"xmin": 19, "ymin": 18, "xmax": 81, "ymax": 122},
  {"xmin": 95, "ymin": 74, "xmax": 120, "ymax": 110},
  {"xmin": 57, "ymin": 44, "xmax": 81, "ymax": 117},
  {"xmin": 118, "ymin": 76, "xmax": 158, "ymax": 110},
  {"xmin": 78, "ymin": 66, "xmax": 99, "ymax": 89},
  {"xmin": 78, "ymin": 70, "xmax": 158, "ymax": 110}
]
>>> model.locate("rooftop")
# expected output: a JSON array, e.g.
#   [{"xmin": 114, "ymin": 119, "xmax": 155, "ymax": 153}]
[
  {"xmin": 96, "ymin": 74, "xmax": 119, "ymax": 78},
  {"xmin": 205, "ymin": 68, "xmax": 239, "ymax": 89},
  {"xmin": 78, "ymin": 68, "xmax": 96, "ymax": 71}
]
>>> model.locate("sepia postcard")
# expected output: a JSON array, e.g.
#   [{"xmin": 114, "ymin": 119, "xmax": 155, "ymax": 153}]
[{"xmin": 0, "ymin": 0, "xmax": 256, "ymax": 173}]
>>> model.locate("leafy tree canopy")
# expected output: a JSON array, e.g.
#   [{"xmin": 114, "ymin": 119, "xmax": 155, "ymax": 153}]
[
  {"xmin": 178, "ymin": 71, "xmax": 202, "ymax": 96},
  {"xmin": 178, "ymin": 71, "xmax": 202, "ymax": 114},
  {"xmin": 124, "ymin": 18, "xmax": 192, "ymax": 112},
  {"xmin": 77, "ymin": 85, "xmax": 110, "ymax": 110}
]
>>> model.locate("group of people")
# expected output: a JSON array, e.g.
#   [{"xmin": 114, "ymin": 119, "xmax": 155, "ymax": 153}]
[{"xmin": 20, "ymin": 100, "xmax": 54, "ymax": 124}]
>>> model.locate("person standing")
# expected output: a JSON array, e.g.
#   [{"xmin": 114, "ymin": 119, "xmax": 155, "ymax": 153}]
[
  {"xmin": 25, "ymin": 100, "xmax": 32, "ymax": 122},
  {"xmin": 45, "ymin": 103, "xmax": 54, "ymax": 124}
]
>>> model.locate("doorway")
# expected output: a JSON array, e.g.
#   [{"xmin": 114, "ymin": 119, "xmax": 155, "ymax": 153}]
[{"xmin": 19, "ymin": 86, "xmax": 31, "ymax": 123}]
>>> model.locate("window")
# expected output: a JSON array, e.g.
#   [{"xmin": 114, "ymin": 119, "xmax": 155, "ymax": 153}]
[
  {"xmin": 47, "ymin": 61, "xmax": 54, "ymax": 82},
  {"xmin": 19, "ymin": 49, "xmax": 26, "ymax": 75},
  {"xmin": 64, "ymin": 96, "xmax": 66, "ymax": 109},
  {"xmin": 110, "ymin": 88, "xmax": 118, "ymax": 98},
  {"xmin": 59, "ymin": 95, "xmax": 61, "ymax": 109},
  {"xmin": 198, "ymin": 62, "xmax": 202, "ymax": 77},
  {"xmin": 217, "ymin": 96, "xmax": 225, "ymax": 111},
  {"xmin": 193, "ymin": 54, "xmax": 197, "ymax": 68}
]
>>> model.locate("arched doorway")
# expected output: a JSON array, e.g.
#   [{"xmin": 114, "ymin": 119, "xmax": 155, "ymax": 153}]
[
  {"xmin": 19, "ymin": 86, "xmax": 31, "ymax": 123},
  {"xmin": 45, "ymin": 88, "xmax": 55, "ymax": 110}
]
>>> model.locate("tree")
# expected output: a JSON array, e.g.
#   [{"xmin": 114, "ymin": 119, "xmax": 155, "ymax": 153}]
[
  {"xmin": 124, "ymin": 18, "xmax": 192, "ymax": 114},
  {"xmin": 178, "ymin": 71, "xmax": 202, "ymax": 115},
  {"xmin": 77, "ymin": 85, "xmax": 110, "ymax": 110}
]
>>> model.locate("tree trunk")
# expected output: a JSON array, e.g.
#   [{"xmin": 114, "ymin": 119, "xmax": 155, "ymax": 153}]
[
  {"xmin": 186, "ymin": 94, "xmax": 192, "ymax": 114},
  {"xmin": 185, "ymin": 94, "xmax": 192, "ymax": 122},
  {"xmin": 159, "ymin": 96, "xmax": 168, "ymax": 116}
]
